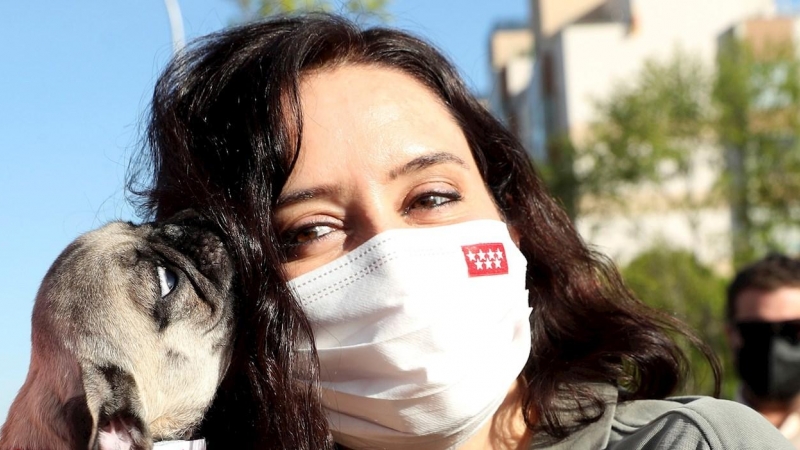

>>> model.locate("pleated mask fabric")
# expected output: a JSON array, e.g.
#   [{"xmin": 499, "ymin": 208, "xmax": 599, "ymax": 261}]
[{"xmin": 288, "ymin": 220, "xmax": 533, "ymax": 450}]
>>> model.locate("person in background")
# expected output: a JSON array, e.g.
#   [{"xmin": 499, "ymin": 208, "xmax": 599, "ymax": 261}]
[
  {"xmin": 129, "ymin": 13, "xmax": 795, "ymax": 449},
  {"xmin": 727, "ymin": 254, "xmax": 800, "ymax": 448}
]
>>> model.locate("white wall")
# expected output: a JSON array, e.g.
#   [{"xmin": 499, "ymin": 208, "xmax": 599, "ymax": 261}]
[
  {"xmin": 577, "ymin": 207, "xmax": 733, "ymax": 271},
  {"xmin": 575, "ymin": 145, "xmax": 733, "ymax": 270},
  {"xmin": 526, "ymin": 0, "xmax": 779, "ymax": 270},
  {"xmin": 551, "ymin": 0, "xmax": 775, "ymax": 270},
  {"xmin": 561, "ymin": 0, "xmax": 775, "ymax": 137}
]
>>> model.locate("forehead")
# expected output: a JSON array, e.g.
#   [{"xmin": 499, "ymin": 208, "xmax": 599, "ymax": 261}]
[
  {"xmin": 299, "ymin": 65, "xmax": 461, "ymax": 141},
  {"xmin": 735, "ymin": 287, "xmax": 800, "ymax": 322},
  {"xmin": 300, "ymin": 64, "xmax": 448, "ymax": 113},
  {"xmin": 290, "ymin": 64, "xmax": 477, "ymax": 179}
]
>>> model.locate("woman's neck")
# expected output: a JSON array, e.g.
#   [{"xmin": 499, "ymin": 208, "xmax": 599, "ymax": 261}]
[
  {"xmin": 335, "ymin": 379, "xmax": 535, "ymax": 450},
  {"xmin": 460, "ymin": 379, "xmax": 534, "ymax": 450}
]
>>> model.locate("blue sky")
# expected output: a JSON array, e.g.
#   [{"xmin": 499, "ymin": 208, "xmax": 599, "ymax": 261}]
[{"xmin": 0, "ymin": 0, "xmax": 528, "ymax": 424}]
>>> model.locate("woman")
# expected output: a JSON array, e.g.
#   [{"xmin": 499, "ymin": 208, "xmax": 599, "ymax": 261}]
[{"xmin": 128, "ymin": 13, "xmax": 792, "ymax": 449}]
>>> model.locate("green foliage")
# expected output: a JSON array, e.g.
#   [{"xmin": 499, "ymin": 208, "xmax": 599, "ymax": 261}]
[
  {"xmin": 572, "ymin": 50, "xmax": 713, "ymax": 215},
  {"xmin": 230, "ymin": 0, "xmax": 392, "ymax": 22},
  {"xmin": 561, "ymin": 42, "xmax": 800, "ymax": 398},
  {"xmin": 621, "ymin": 245, "xmax": 736, "ymax": 398},
  {"xmin": 544, "ymin": 42, "xmax": 800, "ymax": 256},
  {"xmin": 713, "ymin": 39, "xmax": 800, "ymax": 265},
  {"xmin": 539, "ymin": 134, "xmax": 579, "ymax": 219},
  {"xmin": 544, "ymin": 40, "xmax": 800, "ymax": 263}
]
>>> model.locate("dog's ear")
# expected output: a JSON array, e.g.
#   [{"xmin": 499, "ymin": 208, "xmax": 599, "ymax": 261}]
[
  {"xmin": 154, "ymin": 213, "xmax": 233, "ymax": 291},
  {"xmin": 82, "ymin": 364, "xmax": 152, "ymax": 450},
  {"xmin": 160, "ymin": 209, "xmax": 216, "ymax": 233}
]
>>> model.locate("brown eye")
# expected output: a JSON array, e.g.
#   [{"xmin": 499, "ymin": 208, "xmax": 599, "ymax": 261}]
[
  {"xmin": 414, "ymin": 194, "xmax": 450, "ymax": 209},
  {"xmin": 406, "ymin": 191, "xmax": 462, "ymax": 213},
  {"xmin": 291, "ymin": 224, "xmax": 336, "ymax": 245}
]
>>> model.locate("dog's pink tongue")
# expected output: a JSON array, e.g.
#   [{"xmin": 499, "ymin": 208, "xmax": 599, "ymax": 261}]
[{"xmin": 97, "ymin": 418, "xmax": 135, "ymax": 450}]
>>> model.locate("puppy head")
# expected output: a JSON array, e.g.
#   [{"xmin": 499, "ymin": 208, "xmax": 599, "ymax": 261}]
[{"xmin": 31, "ymin": 217, "xmax": 235, "ymax": 448}]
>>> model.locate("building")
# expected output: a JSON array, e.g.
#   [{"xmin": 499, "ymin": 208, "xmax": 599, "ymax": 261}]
[
  {"xmin": 490, "ymin": 0, "xmax": 782, "ymax": 270},
  {"xmin": 719, "ymin": 15, "xmax": 800, "ymax": 260},
  {"xmin": 487, "ymin": 24, "xmax": 538, "ymax": 157},
  {"xmin": 529, "ymin": 0, "xmax": 775, "ymax": 151}
]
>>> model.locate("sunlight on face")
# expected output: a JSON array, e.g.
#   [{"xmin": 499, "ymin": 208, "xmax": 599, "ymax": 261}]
[{"xmin": 274, "ymin": 65, "xmax": 503, "ymax": 279}]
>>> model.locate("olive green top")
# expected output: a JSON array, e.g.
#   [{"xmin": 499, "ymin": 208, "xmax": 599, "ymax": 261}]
[{"xmin": 535, "ymin": 386, "xmax": 794, "ymax": 449}]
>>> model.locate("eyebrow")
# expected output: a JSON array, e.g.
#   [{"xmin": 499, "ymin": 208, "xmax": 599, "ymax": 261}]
[
  {"xmin": 275, "ymin": 152, "xmax": 469, "ymax": 208},
  {"xmin": 275, "ymin": 185, "xmax": 340, "ymax": 208},
  {"xmin": 388, "ymin": 152, "xmax": 469, "ymax": 180}
]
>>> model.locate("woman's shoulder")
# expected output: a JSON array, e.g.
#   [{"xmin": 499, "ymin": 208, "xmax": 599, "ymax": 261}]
[
  {"xmin": 533, "ymin": 387, "xmax": 794, "ymax": 449},
  {"xmin": 609, "ymin": 395, "xmax": 794, "ymax": 449}
]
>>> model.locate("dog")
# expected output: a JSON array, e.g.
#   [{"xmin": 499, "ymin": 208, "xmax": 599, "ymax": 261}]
[{"xmin": 0, "ymin": 216, "xmax": 235, "ymax": 450}]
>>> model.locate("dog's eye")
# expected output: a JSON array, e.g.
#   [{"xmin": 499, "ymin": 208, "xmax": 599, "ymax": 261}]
[{"xmin": 157, "ymin": 266, "xmax": 177, "ymax": 298}]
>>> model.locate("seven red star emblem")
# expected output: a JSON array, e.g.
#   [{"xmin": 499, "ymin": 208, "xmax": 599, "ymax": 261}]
[{"xmin": 461, "ymin": 243, "xmax": 508, "ymax": 276}]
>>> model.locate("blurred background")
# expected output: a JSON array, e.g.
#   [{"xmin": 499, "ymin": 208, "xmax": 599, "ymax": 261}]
[{"xmin": 1, "ymin": 0, "xmax": 800, "ymax": 424}]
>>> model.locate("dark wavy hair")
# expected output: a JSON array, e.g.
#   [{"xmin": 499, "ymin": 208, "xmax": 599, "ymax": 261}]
[
  {"xmin": 727, "ymin": 253, "xmax": 800, "ymax": 322},
  {"xmin": 128, "ymin": 13, "xmax": 718, "ymax": 448}
]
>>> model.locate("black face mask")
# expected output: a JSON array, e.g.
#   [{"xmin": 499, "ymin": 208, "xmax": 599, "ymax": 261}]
[{"xmin": 736, "ymin": 320, "xmax": 800, "ymax": 401}]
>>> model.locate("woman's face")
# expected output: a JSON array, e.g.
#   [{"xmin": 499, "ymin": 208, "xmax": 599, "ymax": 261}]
[{"xmin": 275, "ymin": 65, "xmax": 504, "ymax": 279}]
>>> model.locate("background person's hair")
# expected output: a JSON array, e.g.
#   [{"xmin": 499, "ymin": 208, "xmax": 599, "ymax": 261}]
[
  {"xmin": 128, "ymin": 13, "xmax": 719, "ymax": 446},
  {"xmin": 726, "ymin": 253, "xmax": 800, "ymax": 323}
]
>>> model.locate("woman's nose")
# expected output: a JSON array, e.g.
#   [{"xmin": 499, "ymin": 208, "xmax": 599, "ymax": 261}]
[{"xmin": 346, "ymin": 197, "xmax": 408, "ymax": 249}]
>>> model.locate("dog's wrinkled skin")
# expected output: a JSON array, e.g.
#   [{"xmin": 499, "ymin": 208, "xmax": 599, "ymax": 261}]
[{"xmin": 0, "ymin": 218, "xmax": 235, "ymax": 450}]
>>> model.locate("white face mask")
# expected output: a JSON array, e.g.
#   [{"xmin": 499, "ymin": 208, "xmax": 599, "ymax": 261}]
[{"xmin": 288, "ymin": 220, "xmax": 532, "ymax": 450}]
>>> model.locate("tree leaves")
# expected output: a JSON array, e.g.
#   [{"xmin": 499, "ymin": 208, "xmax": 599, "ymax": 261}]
[
  {"xmin": 577, "ymin": 50, "xmax": 713, "ymax": 214},
  {"xmin": 230, "ymin": 0, "xmax": 391, "ymax": 22},
  {"xmin": 622, "ymin": 245, "xmax": 733, "ymax": 397},
  {"xmin": 713, "ymin": 39, "xmax": 800, "ymax": 264},
  {"xmin": 550, "ymin": 42, "xmax": 800, "ymax": 262}
]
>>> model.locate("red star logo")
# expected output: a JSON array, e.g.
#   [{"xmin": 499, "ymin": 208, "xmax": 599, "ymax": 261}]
[{"xmin": 461, "ymin": 243, "xmax": 508, "ymax": 276}]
